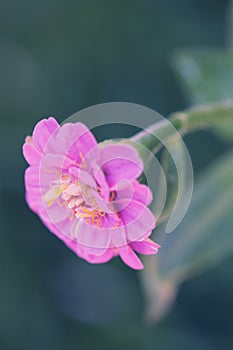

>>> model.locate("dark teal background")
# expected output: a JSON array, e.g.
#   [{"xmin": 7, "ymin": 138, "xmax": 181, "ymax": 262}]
[{"xmin": 0, "ymin": 1, "xmax": 232, "ymax": 349}]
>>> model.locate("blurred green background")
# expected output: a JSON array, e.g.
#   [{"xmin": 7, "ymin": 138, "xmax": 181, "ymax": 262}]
[{"xmin": 1, "ymin": 0, "xmax": 233, "ymax": 349}]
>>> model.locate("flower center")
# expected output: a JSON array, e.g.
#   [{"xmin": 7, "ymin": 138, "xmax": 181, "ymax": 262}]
[{"xmin": 43, "ymin": 173, "xmax": 119, "ymax": 229}]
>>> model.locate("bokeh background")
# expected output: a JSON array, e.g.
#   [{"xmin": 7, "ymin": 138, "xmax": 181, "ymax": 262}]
[{"xmin": 0, "ymin": 0, "xmax": 233, "ymax": 349}]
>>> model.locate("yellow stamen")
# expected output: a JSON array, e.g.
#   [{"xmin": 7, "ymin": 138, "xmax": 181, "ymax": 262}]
[
  {"xmin": 113, "ymin": 220, "xmax": 120, "ymax": 229},
  {"xmin": 47, "ymin": 199, "xmax": 54, "ymax": 207},
  {"xmin": 79, "ymin": 152, "xmax": 88, "ymax": 168}
]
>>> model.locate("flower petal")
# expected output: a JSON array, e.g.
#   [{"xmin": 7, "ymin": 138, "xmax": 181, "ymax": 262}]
[
  {"xmin": 131, "ymin": 181, "xmax": 153, "ymax": 206},
  {"xmin": 45, "ymin": 204, "xmax": 71, "ymax": 224},
  {"xmin": 118, "ymin": 245, "xmax": 144, "ymax": 270},
  {"xmin": 115, "ymin": 180, "xmax": 153, "ymax": 207},
  {"xmin": 42, "ymin": 153, "xmax": 75, "ymax": 171},
  {"xmin": 130, "ymin": 238, "xmax": 160, "ymax": 255},
  {"xmin": 53, "ymin": 122, "xmax": 98, "ymax": 163},
  {"xmin": 91, "ymin": 160, "xmax": 109, "ymax": 201},
  {"xmin": 32, "ymin": 117, "xmax": 59, "ymax": 153},
  {"xmin": 110, "ymin": 220, "xmax": 127, "ymax": 248},
  {"xmin": 117, "ymin": 199, "xmax": 156, "ymax": 242},
  {"xmin": 25, "ymin": 166, "xmax": 57, "ymax": 192},
  {"xmin": 80, "ymin": 248, "xmax": 115, "ymax": 264},
  {"xmin": 25, "ymin": 167, "xmax": 40, "ymax": 188},
  {"xmin": 23, "ymin": 142, "xmax": 42, "ymax": 166},
  {"xmin": 99, "ymin": 144, "xmax": 143, "ymax": 188},
  {"xmin": 71, "ymin": 219, "xmax": 111, "ymax": 255}
]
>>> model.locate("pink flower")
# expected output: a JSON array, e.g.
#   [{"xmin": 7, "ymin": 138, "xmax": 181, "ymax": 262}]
[{"xmin": 23, "ymin": 117, "xmax": 160, "ymax": 270}]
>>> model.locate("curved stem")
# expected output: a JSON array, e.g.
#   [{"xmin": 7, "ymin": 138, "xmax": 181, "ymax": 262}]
[{"xmin": 131, "ymin": 100, "xmax": 233, "ymax": 153}]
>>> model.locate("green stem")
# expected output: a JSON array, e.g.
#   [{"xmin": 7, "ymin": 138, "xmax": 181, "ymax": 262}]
[
  {"xmin": 131, "ymin": 100, "xmax": 233, "ymax": 152},
  {"xmin": 170, "ymin": 100, "xmax": 233, "ymax": 132}
]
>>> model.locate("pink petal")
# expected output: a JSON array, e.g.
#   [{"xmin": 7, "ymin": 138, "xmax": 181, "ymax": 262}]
[
  {"xmin": 99, "ymin": 144, "xmax": 143, "ymax": 188},
  {"xmin": 45, "ymin": 203, "xmax": 71, "ymax": 224},
  {"xmin": 25, "ymin": 183, "xmax": 71, "ymax": 226},
  {"xmin": 25, "ymin": 166, "xmax": 56, "ymax": 191},
  {"xmin": 131, "ymin": 181, "xmax": 153, "ymax": 206},
  {"xmin": 71, "ymin": 219, "xmax": 111, "ymax": 255},
  {"xmin": 77, "ymin": 169, "xmax": 97, "ymax": 190},
  {"xmin": 32, "ymin": 117, "xmax": 59, "ymax": 153},
  {"xmin": 42, "ymin": 153, "xmax": 75, "ymax": 171},
  {"xmin": 25, "ymin": 167, "xmax": 40, "ymax": 188},
  {"xmin": 117, "ymin": 200, "xmax": 156, "ymax": 242},
  {"xmin": 89, "ymin": 190, "xmax": 112, "ymax": 213},
  {"xmin": 118, "ymin": 245, "xmax": 144, "ymax": 270},
  {"xmin": 91, "ymin": 161, "xmax": 109, "ymax": 201},
  {"xmin": 115, "ymin": 180, "xmax": 153, "ymax": 207},
  {"xmin": 130, "ymin": 238, "xmax": 160, "ymax": 255},
  {"xmin": 110, "ymin": 218, "xmax": 127, "ymax": 248},
  {"xmin": 53, "ymin": 122, "xmax": 98, "ymax": 163},
  {"xmin": 23, "ymin": 142, "xmax": 42, "ymax": 166},
  {"xmin": 80, "ymin": 247, "xmax": 115, "ymax": 264}
]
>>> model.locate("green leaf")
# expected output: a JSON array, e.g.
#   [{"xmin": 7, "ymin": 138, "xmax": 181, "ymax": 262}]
[
  {"xmin": 172, "ymin": 49, "xmax": 233, "ymax": 140},
  {"xmin": 172, "ymin": 49, "xmax": 233, "ymax": 104},
  {"xmin": 157, "ymin": 150, "xmax": 233, "ymax": 279},
  {"xmin": 140, "ymin": 151, "xmax": 233, "ymax": 322}
]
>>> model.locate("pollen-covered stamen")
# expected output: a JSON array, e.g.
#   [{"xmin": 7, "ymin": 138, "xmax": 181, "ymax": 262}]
[
  {"xmin": 43, "ymin": 184, "xmax": 67, "ymax": 207},
  {"xmin": 43, "ymin": 171, "xmax": 121, "ymax": 229},
  {"xmin": 43, "ymin": 174, "xmax": 70, "ymax": 207},
  {"xmin": 43, "ymin": 172, "xmax": 107, "ymax": 227}
]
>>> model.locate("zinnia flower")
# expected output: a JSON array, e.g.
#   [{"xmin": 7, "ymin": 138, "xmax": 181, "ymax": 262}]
[{"xmin": 23, "ymin": 117, "xmax": 160, "ymax": 269}]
